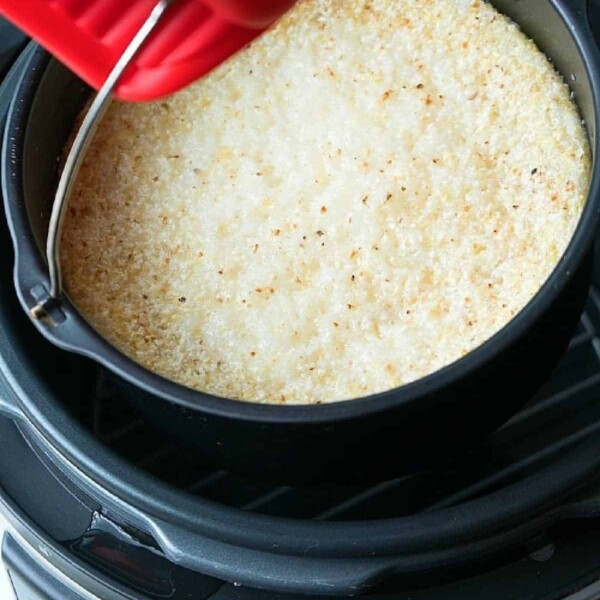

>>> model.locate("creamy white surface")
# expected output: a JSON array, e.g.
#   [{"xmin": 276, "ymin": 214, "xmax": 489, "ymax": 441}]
[{"xmin": 61, "ymin": 0, "xmax": 590, "ymax": 404}]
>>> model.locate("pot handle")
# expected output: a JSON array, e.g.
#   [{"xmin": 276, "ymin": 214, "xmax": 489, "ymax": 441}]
[
  {"xmin": 0, "ymin": 370, "xmax": 25, "ymax": 422},
  {"xmin": 31, "ymin": 0, "xmax": 174, "ymax": 320},
  {"xmin": 0, "ymin": 395, "xmax": 23, "ymax": 422}
]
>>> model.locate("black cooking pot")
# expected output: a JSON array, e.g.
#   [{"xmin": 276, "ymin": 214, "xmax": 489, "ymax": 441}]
[{"xmin": 2, "ymin": 0, "xmax": 600, "ymax": 484}]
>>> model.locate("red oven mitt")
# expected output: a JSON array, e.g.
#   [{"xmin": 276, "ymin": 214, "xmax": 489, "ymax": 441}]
[{"xmin": 0, "ymin": 0, "xmax": 296, "ymax": 101}]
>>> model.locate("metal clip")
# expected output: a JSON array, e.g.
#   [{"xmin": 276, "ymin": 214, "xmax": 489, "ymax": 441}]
[{"xmin": 29, "ymin": 284, "xmax": 65, "ymax": 324}]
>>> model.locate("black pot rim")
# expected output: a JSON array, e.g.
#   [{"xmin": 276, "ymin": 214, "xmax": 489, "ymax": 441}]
[
  {"xmin": 4, "ymin": 329, "xmax": 600, "ymax": 559},
  {"xmin": 3, "ymin": 0, "xmax": 600, "ymax": 428}
]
